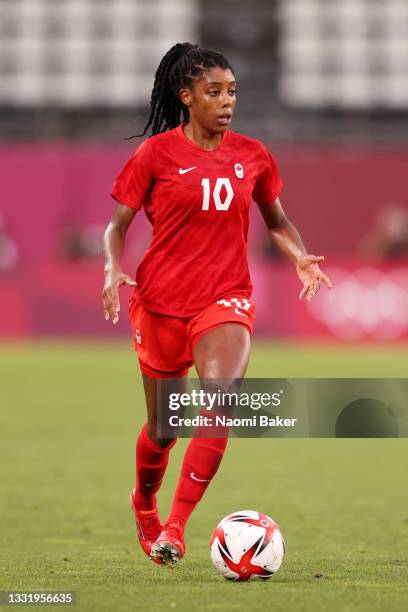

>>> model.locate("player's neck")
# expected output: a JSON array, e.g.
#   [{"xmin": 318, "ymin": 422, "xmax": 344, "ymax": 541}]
[{"xmin": 182, "ymin": 122, "xmax": 223, "ymax": 151}]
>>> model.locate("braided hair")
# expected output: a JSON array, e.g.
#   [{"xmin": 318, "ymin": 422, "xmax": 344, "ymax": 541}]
[{"xmin": 130, "ymin": 42, "xmax": 233, "ymax": 138}]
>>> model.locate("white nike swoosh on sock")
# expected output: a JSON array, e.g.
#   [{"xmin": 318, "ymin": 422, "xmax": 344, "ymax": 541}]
[
  {"xmin": 145, "ymin": 479, "xmax": 163, "ymax": 487},
  {"xmin": 190, "ymin": 472, "xmax": 210, "ymax": 483}
]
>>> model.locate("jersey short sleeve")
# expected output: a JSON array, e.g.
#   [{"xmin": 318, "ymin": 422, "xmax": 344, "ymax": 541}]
[
  {"xmin": 252, "ymin": 145, "xmax": 283, "ymax": 206},
  {"xmin": 111, "ymin": 139, "xmax": 154, "ymax": 211}
]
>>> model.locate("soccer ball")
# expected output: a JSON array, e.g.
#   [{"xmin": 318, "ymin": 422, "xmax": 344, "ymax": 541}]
[{"xmin": 210, "ymin": 510, "xmax": 285, "ymax": 581}]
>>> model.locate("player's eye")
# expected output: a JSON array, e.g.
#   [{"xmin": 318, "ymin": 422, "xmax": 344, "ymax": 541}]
[
  {"xmin": 229, "ymin": 89, "xmax": 236, "ymax": 96},
  {"xmin": 209, "ymin": 90, "xmax": 219, "ymax": 96}
]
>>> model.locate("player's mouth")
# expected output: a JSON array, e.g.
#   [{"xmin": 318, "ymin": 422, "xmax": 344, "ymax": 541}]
[{"xmin": 216, "ymin": 113, "xmax": 232, "ymax": 126}]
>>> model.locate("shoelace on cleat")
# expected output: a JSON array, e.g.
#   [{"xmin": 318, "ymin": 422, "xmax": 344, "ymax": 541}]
[
  {"xmin": 161, "ymin": 521, "xmax": 185, "ymax": 543},
  {"xmin": 136, "ymin": 510, "xmax": 161, "ymax": 540}
]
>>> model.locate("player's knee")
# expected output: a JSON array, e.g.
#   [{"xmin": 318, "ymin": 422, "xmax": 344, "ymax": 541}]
[
  {"xmin": 147, "ymin": 424, "xmax": 176, "ymax": 448},
  {"xmin": 155, "ymin": 436, "xmax": 176, "ymax": 449}
]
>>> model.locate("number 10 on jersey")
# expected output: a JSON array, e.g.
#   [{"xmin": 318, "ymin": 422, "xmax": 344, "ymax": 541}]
[{"xmin": 201, "ymin": 178, "xmax": 234, "ymax": 211}]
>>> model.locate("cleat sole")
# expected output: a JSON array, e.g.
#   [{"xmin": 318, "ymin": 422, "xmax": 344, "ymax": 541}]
[{"xmin": 151, "ymin": 541, "xmax": 183, "ymax": 566}]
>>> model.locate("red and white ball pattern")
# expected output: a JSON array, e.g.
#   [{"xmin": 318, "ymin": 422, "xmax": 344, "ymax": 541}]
[{"xmin": 210, "ymin": 510, "xmax": 285, "ymax": 581}]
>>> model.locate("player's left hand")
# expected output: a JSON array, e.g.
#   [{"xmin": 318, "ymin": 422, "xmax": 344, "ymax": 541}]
[{"xmin": 296, "ymin": 254, "xmax": 333, "ymax": 301}]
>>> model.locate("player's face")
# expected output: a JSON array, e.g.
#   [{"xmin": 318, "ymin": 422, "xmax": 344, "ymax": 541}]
[{"xmin": 180, "ymin": 67, "xmax": 237, "ymax": 134}]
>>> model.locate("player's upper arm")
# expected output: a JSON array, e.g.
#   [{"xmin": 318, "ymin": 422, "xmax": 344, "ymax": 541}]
[
  {"xmin": 257, "ymin": 197, "xmax": 287, "ymax": 230},
  {"xmin": 252, "ymin": 144, "xmax": 283, "ymax": 207},
  {"xmin": 108, "ymin": 202, "xmax": 137, "ymax": 235},
  {"xmin": 110, "ymin": 139, "xmax": 154, "ymax": 211}
]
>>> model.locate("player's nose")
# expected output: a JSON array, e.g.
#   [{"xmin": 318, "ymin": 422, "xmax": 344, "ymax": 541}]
[
  {"xmin": 219, "ymin": 90, "xmax": 233, "ymax": 107},
  {"xmin": 220, "ymin": 96, "xmax": 233, "ymax": 110}
]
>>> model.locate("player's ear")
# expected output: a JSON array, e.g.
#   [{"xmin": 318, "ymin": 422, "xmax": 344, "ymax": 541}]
[{"xmin": 179, "ymin": 88, "xmax": 192, "ymax": 107}]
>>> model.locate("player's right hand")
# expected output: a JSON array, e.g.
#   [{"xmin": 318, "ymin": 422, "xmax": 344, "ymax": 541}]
[{"xmin": 102, "ymin": 268, "xmax": 137, "ymax": 324}]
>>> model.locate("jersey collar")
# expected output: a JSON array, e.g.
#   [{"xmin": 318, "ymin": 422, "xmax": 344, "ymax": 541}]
[{"xmin": 175, "ymin": 122, "xmax": 230, "ymax": 152}]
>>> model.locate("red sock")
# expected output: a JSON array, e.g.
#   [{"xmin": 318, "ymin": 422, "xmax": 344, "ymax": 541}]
[
  {"xmin": 165, "ymin": 435, "xmax": 228, "ymax": 528},
  {"xmin": 133, "ymin": 423, "xmax": 177, "ymax": 511}
]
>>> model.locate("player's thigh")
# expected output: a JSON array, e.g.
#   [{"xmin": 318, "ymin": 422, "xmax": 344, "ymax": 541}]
[
  {"xmin": 142, "ymin": 373, "xmax": 187, "ymax": 446},
  {"xmin": 192, "ymin": 323, "xmax": 251, "ymax": 380}
]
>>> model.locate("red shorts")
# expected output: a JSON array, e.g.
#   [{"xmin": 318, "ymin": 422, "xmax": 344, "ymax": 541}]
[{"xmin": 128, "ymin": 291, "xmax": 256, "ymax": 378}]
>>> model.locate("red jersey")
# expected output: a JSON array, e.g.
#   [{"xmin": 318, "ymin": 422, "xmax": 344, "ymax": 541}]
[{"xmin": 111, "ymin": 123, "xmax": 283, "ymax": 317}]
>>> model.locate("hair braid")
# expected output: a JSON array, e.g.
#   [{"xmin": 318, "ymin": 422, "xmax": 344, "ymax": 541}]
[{"xmin": 126, "ymin": 42, "xmax": 233, "ymax": 139}]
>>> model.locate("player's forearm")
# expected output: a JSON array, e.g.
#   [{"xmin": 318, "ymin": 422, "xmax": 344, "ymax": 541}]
[
  {"xmin": 269, "ymin": 218, "xmax": 308, "ymax": 265},
  {"xmin": 103, "ymin": 223, "xmax": 126, "ymax": 273}
]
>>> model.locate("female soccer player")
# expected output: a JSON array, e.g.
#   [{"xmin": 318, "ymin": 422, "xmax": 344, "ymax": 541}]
[{"xmin": 102, "ymin": 43, "xmax": 332, "ymax": 566}]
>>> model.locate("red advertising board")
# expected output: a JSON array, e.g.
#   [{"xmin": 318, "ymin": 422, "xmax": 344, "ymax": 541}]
[{"xmin": 1, "ymin": 259, "xmax": 407, "ymax": 340}]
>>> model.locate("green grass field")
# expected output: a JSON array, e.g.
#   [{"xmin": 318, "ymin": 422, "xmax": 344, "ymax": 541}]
[{"xmin": 1, "ymin": 342, "xmax": 407, "ymax": 612}]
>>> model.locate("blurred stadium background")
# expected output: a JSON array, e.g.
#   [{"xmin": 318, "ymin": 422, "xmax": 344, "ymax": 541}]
[
  {"xmin": 1, "ymin": 3, "xmax": 408, "ymax": 609},
  {"xmin": 0, "ymin": 0, "xmax": 407, "ymax": 342}
]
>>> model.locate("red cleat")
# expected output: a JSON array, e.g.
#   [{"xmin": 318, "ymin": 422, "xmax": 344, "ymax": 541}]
[
  {"xmin": 150, "ymin": 520, "xmax": 186, "ymax": 566},
  {"xmin": 130, "ymin": 488, "xmax": 162, "ymax": 561}
]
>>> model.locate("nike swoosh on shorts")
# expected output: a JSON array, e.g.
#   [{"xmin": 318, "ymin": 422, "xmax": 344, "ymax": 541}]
[{"xmin": 234, "ymin": 308, "xmax": 248, "ymax": 317}]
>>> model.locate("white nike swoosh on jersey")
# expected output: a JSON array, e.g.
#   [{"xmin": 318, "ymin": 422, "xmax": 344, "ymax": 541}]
[
  {"xmin": 234, "ymin": 308, "xmax": 248, "ymax": 317},
  {"xmin": 179, "ymin": 166, "xmax": 197, "ymax": 174},
  {"xmin": 190, "ymin": 472, "xmax": 210, "ymax": 483}
]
